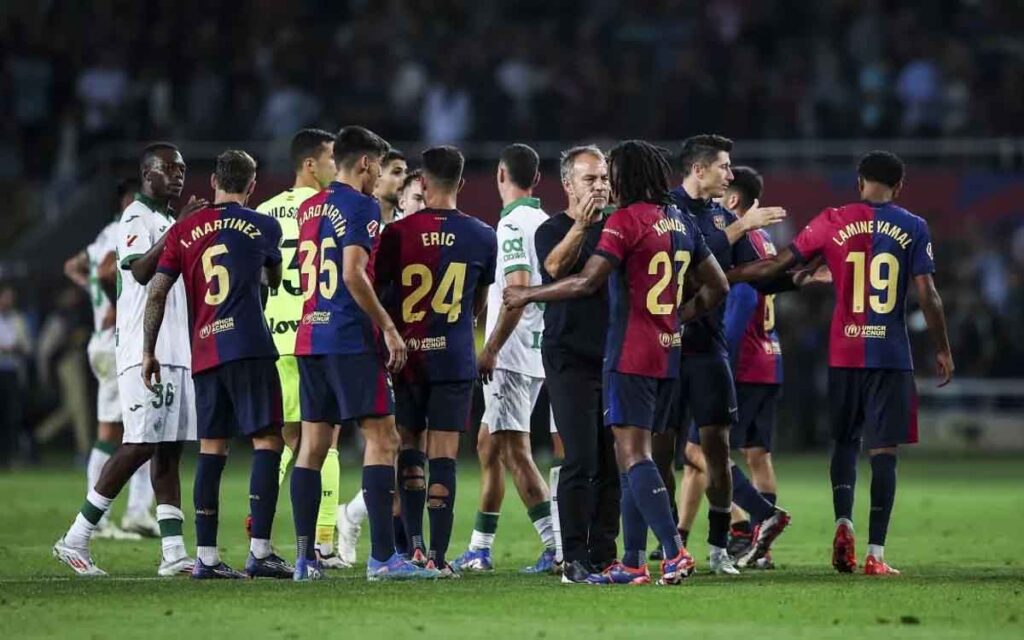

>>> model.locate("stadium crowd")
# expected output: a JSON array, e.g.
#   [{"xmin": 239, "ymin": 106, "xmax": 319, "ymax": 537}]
[{"xmin": 3, "ymin": 0, "xmax": 1024, "ymax": 182}]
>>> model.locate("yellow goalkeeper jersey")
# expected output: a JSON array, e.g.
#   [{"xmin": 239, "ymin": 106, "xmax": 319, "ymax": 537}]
[{"xmin": 256, "ymin": 186, "xmax": 318, "ymax": 356}]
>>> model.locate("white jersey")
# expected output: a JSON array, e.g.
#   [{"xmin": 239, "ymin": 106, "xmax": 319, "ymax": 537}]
[
  {"xmin": 115, "ymin": 197, "xmax": 190, "ymax": 375},
  {"xmin": 85, "ymin": 220, "xmax": 118, "ymax": 335},
  {"xmin": 485, "ymin": 197, "xmax": 547, "ymax": 378}
]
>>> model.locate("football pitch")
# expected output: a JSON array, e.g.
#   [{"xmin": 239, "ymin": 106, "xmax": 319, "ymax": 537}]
[{"xmin": 1, "ymin": 454, "xmax": 1021, "ymax": 640}]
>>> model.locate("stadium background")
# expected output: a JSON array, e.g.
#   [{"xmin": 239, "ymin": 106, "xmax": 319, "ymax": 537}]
[
  {"xmin": 2, "ymin": 0, "xmax": 1023, "ymax": 462},
  {"xmin": 1, "ymin": 2, "xmax": 1023, "ymax": 638}
]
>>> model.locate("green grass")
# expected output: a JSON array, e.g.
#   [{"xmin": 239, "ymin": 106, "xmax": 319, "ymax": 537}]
[{"xmin": 1, "ymin": 454, "xmax": 1022, "ymax": 639}]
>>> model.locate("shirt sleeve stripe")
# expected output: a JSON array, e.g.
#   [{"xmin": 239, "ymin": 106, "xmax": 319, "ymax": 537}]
[{"xmin": 503, "ymin": 265, "xmax": 532, "ymax": 275}]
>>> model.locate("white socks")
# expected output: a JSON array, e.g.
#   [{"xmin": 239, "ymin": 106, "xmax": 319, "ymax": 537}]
[
  {"xmin": 867, "ymin": 543, "xmax": 884, "ymax": 560},
  {"xmin": 66, "ymin": 489, "xmax": 113, "ymax": 548},
  {"xmin": 469, "ymin": 529, "xmax": 496, "ymax": 551},
  {"xmin": 549, "ymin": 465, "xmax": 562, "ymax": 563},
  {"xmin": 156, "ymin": 504, "xmax": 186, "ymax": 560},
  {"xmin": 197, "ymin": 546, "xmax": 220, "ymax": 566},
  {"xmin": 250, "ymin": 538, "xmax": 272, "ymax": 560},
  {"xmin": 345, "ymin": 491, "xmax": 367, "ymax": 524}
]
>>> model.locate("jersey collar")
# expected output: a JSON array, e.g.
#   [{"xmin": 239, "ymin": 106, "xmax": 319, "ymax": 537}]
[
  {"xmin": 134, "ymin": 192, "xmax": 173, "ymax": 218},
  {"xmin": 499, "ymin": 196, "xmax": 541, "ymax": 218}
]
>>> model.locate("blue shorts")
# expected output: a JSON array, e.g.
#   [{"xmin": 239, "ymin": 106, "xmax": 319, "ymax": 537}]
[
  {"xmin": 603, "ymin": 371, "xmax": 675, "ymax": 432},
  {"xmin": 194, "ymin": 358, "xmax": 283, "ymax": 439},
  {"xmin": 829, "ymin": 368, "xmax": 918, "ymax": 448},
  {"xmin": 395, "ymin": 380, "xmax": 475, "ymax": 433},
  {"xmin": 731, "ymin": 383, "xmax": 780, "ymax": 452},
  {"xmin": 674, "ymin": 352, "xmax": 738, "ymax": 430},
  {"xmin": 298, "ymin": 353, "xmax": 395, "ymax": 424}
]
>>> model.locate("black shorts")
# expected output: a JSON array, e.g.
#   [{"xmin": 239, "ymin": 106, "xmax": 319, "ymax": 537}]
[
  {"xmin": 671, "ymin": 352, "xmax": 738, "ymax": 431},
  {"xmin": 731, "ymin": 383, "xmax": 780, "ymax": 452},
  {"xmin": 194, "ymin": 358, "xmax": 283, "ymax": 439},
  {"xmin": 395, "ymin": 380, "xmax": 475, "ymax": 433},
  {"xmin": 829, "ymin": 368, "xmax": 918, "ymax": 448},
  {"xmin": 603, "ymin": 371, "xmax": 675, "ymax": 432},
  {"xmin": 298, "ymin": 353, "xmax": 395, "ymax": 424}
]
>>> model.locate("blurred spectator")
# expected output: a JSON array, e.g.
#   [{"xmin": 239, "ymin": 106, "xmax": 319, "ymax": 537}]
[
  {"xmin": 33, "ymin": 287, "xmax": 92, "ymax": 458},
  {"xmin": 0, "ymin": 283, "xmax": 33, "ymax": 467}
]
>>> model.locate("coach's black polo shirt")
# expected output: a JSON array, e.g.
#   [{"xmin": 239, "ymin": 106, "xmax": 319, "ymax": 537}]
[{"xmin": 534, "ymin": 211, "xmax": 608, "ymax": 364}]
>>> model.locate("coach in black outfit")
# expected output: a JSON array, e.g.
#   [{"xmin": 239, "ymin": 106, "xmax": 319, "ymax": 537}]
[{"xmin": 534, "ymin": 145, "xmax": 619, "ymax": 582}]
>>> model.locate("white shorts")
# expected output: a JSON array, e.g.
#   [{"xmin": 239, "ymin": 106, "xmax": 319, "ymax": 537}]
[
  {"xmin": 483, "ymin": 369, "xmax": 544, "ymax": 434},
  {"xmin": 118, "ymin": 364, "xmax": 197, "ymax": 443},
  {"xmin": 87, "ymin": 330, "xmax": 121, "ymax": 423}
]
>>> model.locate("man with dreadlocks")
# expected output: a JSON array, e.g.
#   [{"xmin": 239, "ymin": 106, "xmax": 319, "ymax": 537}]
[{"xmin": 504, "ymin": 140, "xmax": 730, "ymax": 585}]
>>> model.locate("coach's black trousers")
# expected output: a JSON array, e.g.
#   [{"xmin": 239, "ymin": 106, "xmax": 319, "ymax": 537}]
[{"xmin": 543, "ymin": 348, "xmax": 619, "ymax": 567}]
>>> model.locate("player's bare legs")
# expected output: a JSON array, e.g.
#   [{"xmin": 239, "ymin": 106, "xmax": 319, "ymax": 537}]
[
  {"xmin": 698, "ymin": 425, "xmax": 735, "ymax": 570},
  {"xmin": 478, "ymin": 425, "xmax": 506, "ymax": 513},
  {"xmin": 149, "ymin": 441, "xmax": 190, "ymax": 572},
  {"xmin": 743, "ymin": 447, "xmax": 777, "ymax": 496},
  {"xmin": 677, "ymin": 442, "xmax": 707, "ymax": 545},
  {"xmin": 494, "ymin": 430, "xmax": 559, "ymax": 571},
  {"xmin": 87, "ymin": 420, "xmax": 145, "ymax": 540},
  {"xmin": 610, "ymin": 427, "xmax": 691, "ymax": 584}
]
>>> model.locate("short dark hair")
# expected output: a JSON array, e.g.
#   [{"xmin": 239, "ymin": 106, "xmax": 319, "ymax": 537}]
[
  {"xmin": 422, "ymin": 146, "xmax": 464, "ymax": 191},
  {"xmin": 117, "ymin": 177, "xmax": 141, "ymax": 200},
  {"xmin": 858, "ymin": 151, "xmax": 904, "ymax": 188},
  {"xmin": 214, "ymin": 150, "xmax": 257, "ymax": 194},
  {"xmin": 679, "ymin": 134, "xmax": 733, "ymax": 177},
  {"xmin": 140, "ymin": 142, "xmax": 179, "ymax": 173},
  {"xmin": 727, "ymin": 166, "xmax": 763, "ymax": 211},
  {"xmin": 499, "ymin": 143, "xmax": 540, "ymax": 190},
  {"xmin": 290, "ymin": 128, "xmax": 334, "ymax": 171},
  {"xmin": 333, "ymin": 126, "xmax": 390, "ymax": 169},
  {"xmin": 608, "ymin": 140, "xmax": 673, "ymax": 207},
  {"xmin": 382, "ymin": 149, "xmax": 406, "ymax": 167},
  {"xmin": 399, "ymin": 169, "xmax": 422, "ymax": 194}
]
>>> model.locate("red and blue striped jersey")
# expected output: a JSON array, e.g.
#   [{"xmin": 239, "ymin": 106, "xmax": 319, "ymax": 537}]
[
  {"xmin": 724, "ymin": 229, "xmax": 783, "ymax": 384},
  {"xmin": 157, "ymin": 202, "xmax": 282, "ymax": 374},
  {"xmin": 791, "ymin": 201, "xmax": 935, "ymax": 370},
  {"xmin": 596, "ymin": 203, "xmax": 710, "ymax": 378},
  {"xmin": 294, "ymin": 182, "xmax": 383, "ymax": 356},
  {"xmin": 375, "ymin": 208, "xmax": 497, "ymax": 383}
]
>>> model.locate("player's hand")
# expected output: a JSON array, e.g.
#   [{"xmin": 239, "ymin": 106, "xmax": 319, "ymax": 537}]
[
  {"xmin": 383, "ymin": 327, "xmax": 407, "ymax": 373},
  {"xmin": 141, "ymin": 353, "xmax": 161, "ymax": 391},
  {"xmin": 177, "ymin": 195, "xmax": 209, "ymax": 220},
  {"xmin": 743, "ymin": 199, "xmax": 787, "ymax": 231},
  {"xmin": 936, "ymin": 350, "xmax": 954, "ymax": 387},
  {"xmin": 503, "ymin": 286, "xmax": 530, "ymax": 309},
  {"xmin": 478, "ymin": 346, "xmax": 498, "ymax": 385}
]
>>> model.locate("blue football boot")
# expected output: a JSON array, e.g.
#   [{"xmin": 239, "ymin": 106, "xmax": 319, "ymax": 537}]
[
  {"xmin": 451, "ymin": 548, "xmax": 494, "ymax": 572},
  {"xmin": 191, "ymin": 559, "xmax": 247, "ymax": 579},
  {"xmin": 293, "ymin": 555, "xmax": 323, "ymax": 582},
  {"xmin": 245, "ymin": 552, "xmax": 294, "ymax": 579},
  {"xmin": 366, "ymin": 553, "xmax": 440, "ymax": 581},
  {"xmin": 521, "ymin": 548, "xmax": 559, "ymax": 574}
]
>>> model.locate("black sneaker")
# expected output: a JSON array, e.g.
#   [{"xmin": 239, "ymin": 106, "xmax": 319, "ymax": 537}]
[
  {"xmin": 560, "ymin": 560, "xmax": 592, "ymax": 584},
  {"xmin": 245, "ymin": 552, "xmax": 294, "ymax": 579},
  {"xmin": 727, "ymin": 520, "xmax": 754, "ymax": 558}
]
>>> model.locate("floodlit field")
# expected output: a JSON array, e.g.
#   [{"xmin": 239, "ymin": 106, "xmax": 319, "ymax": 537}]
[{"xmin": 1, "ymin": 455, "xmax": 1022, "ymax": 639}]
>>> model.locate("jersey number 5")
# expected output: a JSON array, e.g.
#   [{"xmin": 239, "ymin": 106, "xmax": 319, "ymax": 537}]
[
  {"xmin": 298, "ymin": 238, "xmax": 339, "ymax": 301},
  {"xmin": 846, "ymin": 251, "xmax": 899, "ymax": 314},
  {"xmin": 402, "ymin": 262, "xmax": 467, "ymax": 323},
  {"xmin": 646, "ymin": 250, "xmax": 692, "ymax": 315},
  {"xmin": 202, "ymin": 244, "xmax": 230, "ymax": 306}
]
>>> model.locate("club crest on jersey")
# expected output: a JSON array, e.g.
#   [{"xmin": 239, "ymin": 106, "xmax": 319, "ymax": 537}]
[
  {"xmin": 713, "ymin": 215, "xmax": 727, "ymax": 231},
  {"xmin": 126, "ymin": 234, "xmax": 138, "ymax": 247},
  {"xmin": 367, "ymin": 220, "xmax": 380, "ymax": 237}
]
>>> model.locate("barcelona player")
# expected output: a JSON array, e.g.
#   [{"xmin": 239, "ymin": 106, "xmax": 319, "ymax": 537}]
[
  {"xmin": 505, "ymin": 140, "xmax": 729, "ymax": 585},
  {"xmin": 376, "ymin": 145, "xmax": 497, "ymax": 576},
  {"xmin": 292, "ymin": 126, "xmax": 437, "ymax": 581},
  {"xmin": 143, "ymin": 150, "xmax": 291, "ymax": 579},
  {"xmin": 728, "ymin": 150, "xmax": 954, "ymax": 575}
]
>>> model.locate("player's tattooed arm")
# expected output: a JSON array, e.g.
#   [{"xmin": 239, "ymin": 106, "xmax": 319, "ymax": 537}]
[
  {"xmin": 914, "ymin": 274, "xmax": 954, "ymax": 387},
  {"xmin": 141, "ymin": 272, "xmax": 174, "ymax": 390},
  {"xmin": 726, "ymin": 247, "xmax": 800, "ymax": 283},
  {"xmin": 341, "ymin": 245, "xmax": 407, "ymax": 372},
  {"xmin": 679, "ymin": 254, "xmax": 730, "ymax": 323},
  {"xmin": 63, "ymin": 250, "xmax": 89, "ymax": 288}
]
